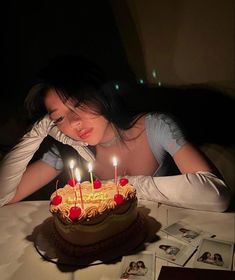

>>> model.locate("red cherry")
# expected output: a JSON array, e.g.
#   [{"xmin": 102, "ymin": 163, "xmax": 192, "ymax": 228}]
[
  {"xmin": 69, "ymin": 206, "xmax": 81, "ymax": 221},
  {"xmin": 93, "ymin": 179, "xmax": 102, "ymax": 189},
  {"xmin": 114, "ymin": 193, "xmax": 124, "ymax": 205},
  {"xmin": 119, "ymin": 177, "xmax": 129, "ymax": 186},
  {"xmin": 51, "ymin": 195, "xmax": 62, "ymax": 205},
  {"xmin": 67, "ymin": 178, "xmax": 78, "ymax": 187}
]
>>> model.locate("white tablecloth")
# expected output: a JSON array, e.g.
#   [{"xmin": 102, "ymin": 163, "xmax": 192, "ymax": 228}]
[{"xmin": 0, "ymin": 200, "xmax": 234, "ymax": 280}]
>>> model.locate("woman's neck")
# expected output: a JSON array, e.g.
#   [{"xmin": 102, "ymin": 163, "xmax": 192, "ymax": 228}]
[
  {"xmin": 98, "ymin": 132, "xmax": 123, "ymax": 147},
  {"xmin": 97, "ymin": 116, "xmax": 146, "ymax": 148}
]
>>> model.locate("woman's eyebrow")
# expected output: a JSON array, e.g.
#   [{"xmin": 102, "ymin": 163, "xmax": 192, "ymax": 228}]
[{"xmin": 48, "ymin": 108, "xmax": 58, "ymax": 116}]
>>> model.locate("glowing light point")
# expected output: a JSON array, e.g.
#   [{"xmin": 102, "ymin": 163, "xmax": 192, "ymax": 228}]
[
  {"xmin": 115, "ymin": 84, "xmax": 119, "ymax": 90},
  {"xmin": 152, "ymin": 69, "xmax": 157, "ymax": 78},
  {"xmin": 69, "ymin": 159, "xmax": 76, "ymax": 186},
  {"xmin": 112, "ymin": 156, "xmax": 118, "ymax": 186},
  {"xmin": 75, "ymin": 168, "xmax": 81, "ymax": 184},
  {"xmin": 139, "ymin": 79, "xmax": 144, "ymax": 84}
]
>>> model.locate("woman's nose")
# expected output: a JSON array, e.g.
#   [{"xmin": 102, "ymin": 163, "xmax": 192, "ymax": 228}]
[{"xmin": 68, "ymin": 112, "xmax": 81, "ymax": 127}]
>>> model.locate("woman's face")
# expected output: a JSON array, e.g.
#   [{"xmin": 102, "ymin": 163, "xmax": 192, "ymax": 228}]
[{"xmin": 44, "ymin": 89, "xmax": 111, "ymax": 145}]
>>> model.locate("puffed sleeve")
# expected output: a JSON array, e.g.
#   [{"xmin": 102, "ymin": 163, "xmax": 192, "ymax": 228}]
[{"xmin": 41, "ymin": 145, "xmax": 63, "ymax": 170}]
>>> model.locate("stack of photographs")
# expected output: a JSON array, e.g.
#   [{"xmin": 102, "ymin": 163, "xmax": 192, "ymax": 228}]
[{"xmin": 118, "ymin": 220, "xmax": 234, "ymax": 279}]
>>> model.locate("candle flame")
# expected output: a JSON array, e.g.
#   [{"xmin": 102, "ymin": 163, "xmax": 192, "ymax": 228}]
[
  {"xmin": 112, "ymin": 156, "xmax": 118, "ymax": 167},
  {"xmin": 88, "ymin": 162, "xmax": 93, "ymax": 172},
  {"xmin": 75, "ymin": 168, "xmax": 81, "ymax": 183},
  {"xmin": 69, "ymin": 159, "xmax": 75, "ymax": 169}
]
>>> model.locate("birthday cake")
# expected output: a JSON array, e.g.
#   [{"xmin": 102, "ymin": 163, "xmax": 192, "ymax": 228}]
[{"xmin": 49, "ymin": 178, "xmax": 147, "ymax": 259}]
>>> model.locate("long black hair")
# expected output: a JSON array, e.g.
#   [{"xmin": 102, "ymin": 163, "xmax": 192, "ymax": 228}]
[
  {"xmin": 24, "ymin": 54, "xmax": 147, "ymax": 135},
  {"xmin": 25, "ymin": 54, "xmax": 235, "ymax": 146}
]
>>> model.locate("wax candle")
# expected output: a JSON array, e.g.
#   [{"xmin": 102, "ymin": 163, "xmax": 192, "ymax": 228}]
[
  {"xmin": 88, "ymin": 162, "xmax": 94, "ymax": 189},
  {"xmin": 69, "ymin": 159, "xmax": 76, "ymax": 186},
  {"xmin": 112, "ymin": 156, "xmax": 118, "ymax": 186},
  {"xmin": 75, "ymin": 168, "xmax": 84, "ymax": 209},
  {"xmin": 51, "ymin": 180, "xmax": 62, "ymax": 205}
]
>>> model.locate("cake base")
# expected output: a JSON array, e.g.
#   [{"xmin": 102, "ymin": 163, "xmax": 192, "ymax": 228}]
[{"xmin": 34, "ymin": 213, "xmax": 148, "ymax": 266}]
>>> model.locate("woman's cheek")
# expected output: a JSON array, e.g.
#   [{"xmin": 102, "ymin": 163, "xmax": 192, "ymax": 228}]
[{"xmin": 57, "ymin": 123, "xmax": 73, "ymax": 138}]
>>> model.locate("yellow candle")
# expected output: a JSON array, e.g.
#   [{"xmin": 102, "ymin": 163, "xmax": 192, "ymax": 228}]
[
  {"xmin": 88, "ymin": 162, "xmax": 94, "ymax": 189},
  {"xmin": 112, "ymin": 156, "xmax": 118, "ymax": 186}
]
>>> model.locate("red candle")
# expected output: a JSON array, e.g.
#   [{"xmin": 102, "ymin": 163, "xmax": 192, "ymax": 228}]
[
  {"xmin": 69, "ymin": 159, "xmax": 76, "ymax": 187},
  {"xmin": 75, "ymin": 168, "xmax": 84, "ymax": 209}
]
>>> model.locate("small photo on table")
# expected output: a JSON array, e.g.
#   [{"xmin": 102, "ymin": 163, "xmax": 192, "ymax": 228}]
[
  {"xmin": 194, "ymin": 238, "xmax": 234, "ymax": 271},
  {"xmin": 119, "ymin": 251, "xmax": 155, "ymax": 280},
  {"xmin": 154, "ymin": 237, "xmax": 196, "ymax": 266},
  {"xmin": 161, "ymin": 221, "xmax": 214, "ymax": 247}
]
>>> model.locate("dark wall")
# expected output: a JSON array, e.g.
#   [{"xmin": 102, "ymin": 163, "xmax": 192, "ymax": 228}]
[{"xmin": 2, "ymin": 0, "xmax": 135, "ymax": 124}]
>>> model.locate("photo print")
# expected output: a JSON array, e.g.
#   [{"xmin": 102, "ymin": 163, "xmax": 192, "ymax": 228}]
[
  {"xmin": 161, "ymin": 221, "xmax": 214, "ymax": 247},
  {"xmin": 194, "ymin": 238, "xmax": 234, "ymax": 271},
  {"xmin": 119, "ymin": 251, "xmax": 155, "ymax": 280},
  {"xmin": 154, "ymin": 237, "xmax": 196, "ymax": 266}
]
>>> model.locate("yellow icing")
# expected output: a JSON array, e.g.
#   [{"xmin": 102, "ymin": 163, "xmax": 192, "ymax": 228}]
[{"xmin": 50, "ymin": 181, "xmax": 136, "ymax": 222}]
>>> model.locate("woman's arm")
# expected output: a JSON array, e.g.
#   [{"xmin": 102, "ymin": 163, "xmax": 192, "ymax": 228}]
[
  {"xmin": 127, "ymin": 170, "xmax": 231, "ymax": 212},
  {"xmin": 8, "ymin": 160, "xmax": 61, "ymax": 204},
  {"xmin": 126, "ymin": 143, "xmax": 231, "ymax": 212},
  {"xmin": 173, "ymin": 142, "xmax": 220, "ymax": 175},
  {"xmin": 0, "ymin": 116, "xmax": 56, "ymax": 207}
]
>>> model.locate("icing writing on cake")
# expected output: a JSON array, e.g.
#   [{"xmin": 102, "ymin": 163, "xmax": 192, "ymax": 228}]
[{"xmin": 67, "ymin": 192, "xmax": 108, "ymax": 204}]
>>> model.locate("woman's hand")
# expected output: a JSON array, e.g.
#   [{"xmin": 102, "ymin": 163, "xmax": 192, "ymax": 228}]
[{"xmin": 49, "ymin": 124, "xmax": 95, "ymax": 162}]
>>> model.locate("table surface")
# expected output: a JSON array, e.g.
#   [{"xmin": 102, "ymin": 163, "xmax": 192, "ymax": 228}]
[{"xmin": 0, "ymin": 200, "xmax": 234, "ymax": 280}]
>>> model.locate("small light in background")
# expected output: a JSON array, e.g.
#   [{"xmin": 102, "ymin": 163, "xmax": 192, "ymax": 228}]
[
  {"xmin": 152, "ymin": 69, "xmax": 157, "ymax": 79},
  {"xmin": 139, "ymin": 79, "xmax": 144, "ymax": 84},
  {"xmin": 152, "ymin": 68, "xmax": 162, "ymax": 87},
  {"xmin": 115, "ymin": 83, "xmax": 119, "ymax": 90}
]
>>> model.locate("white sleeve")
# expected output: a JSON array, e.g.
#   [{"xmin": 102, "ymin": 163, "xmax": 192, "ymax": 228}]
[
  {"xmin": 126, "ymin": 172, "xmax": 231, "ymax": 212},
  {"xmin": 0, "ymin": 115, "xmax": 54, "ymax": 207}
]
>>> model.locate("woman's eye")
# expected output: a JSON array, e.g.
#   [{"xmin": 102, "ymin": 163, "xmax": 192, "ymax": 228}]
[{"xmin": 54, "ymin": 116, "xmax": 64, "ymax": 124}]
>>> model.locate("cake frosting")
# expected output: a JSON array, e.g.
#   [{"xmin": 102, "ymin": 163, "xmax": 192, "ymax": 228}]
[{"xmin": 49, "ymin": 179, "xmax": 147, "ymax": 258}]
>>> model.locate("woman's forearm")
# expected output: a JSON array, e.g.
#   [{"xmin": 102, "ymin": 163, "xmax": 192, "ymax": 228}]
[{"xmin": 127, "ymin": 172, "xmax": 231, "ymax": 212}]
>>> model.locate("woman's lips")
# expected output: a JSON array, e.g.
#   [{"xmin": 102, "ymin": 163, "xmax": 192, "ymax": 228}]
[{"xmin": 78, "ymin": 128, "xmax": 93, "ymax": 140}]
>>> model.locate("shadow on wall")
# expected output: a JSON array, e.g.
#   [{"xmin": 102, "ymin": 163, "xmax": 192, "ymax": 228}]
[{"xmin": 131, "ymin": 84, "xmax": 235, "ymax": 146}]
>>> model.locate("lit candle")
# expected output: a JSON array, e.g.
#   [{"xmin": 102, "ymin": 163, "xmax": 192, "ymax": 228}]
[
  {"xmin": 112, "ymin": 156, "xmax": 118, "ymax": 185},
  {"xmin": 75, "ymin": 168, "xmax": 84, "ymax": 209},
  {"xmin": 69, "ymin": 159, "xmax": 76, "ymax": 186},
  {"xmin": 88, "ymin": 162, "xmax": 94, "ymax": 189},
  {"xmin": 51, "ymin": 180, "xmax": 62, "ymax": 206}
]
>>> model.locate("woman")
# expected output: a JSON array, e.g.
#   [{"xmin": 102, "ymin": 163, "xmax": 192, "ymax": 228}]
[
  {"xmin": 159, "ymin": 244, "xmax": 180, "ymax": 261},
  {"xmin": 136, "ymin": 260, "xmax": 148, "ymax": 276},
  {"xmin": 179, "ymin": 227, "xmax": 199, "ymax": 240},
  {"xmin": 0, "ymin": 54, "xmax": 231, "ymax": 210},
  {"xmin": 213, "ymin": 253, "xmax": 224, "ymax": 266},
  {"xmin": 197, "ymin": 251, "xmax": 214, "ymax": 264}
]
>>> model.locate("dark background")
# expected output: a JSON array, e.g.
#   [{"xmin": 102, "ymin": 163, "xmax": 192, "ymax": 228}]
[
  {"xmin": 2, "ymin": 0, "xmax": 135, "ymax": 128},
  {"xmin": 2, "ymin": 0, "xmax": 235, "ymax": 148},
  {"xmin": 1, "ymin": 1, "xmax": 235, "ymax": 203},
  {"xmin": 1, "ymin": 0, "xmax": 138, "ymax": 200}
]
